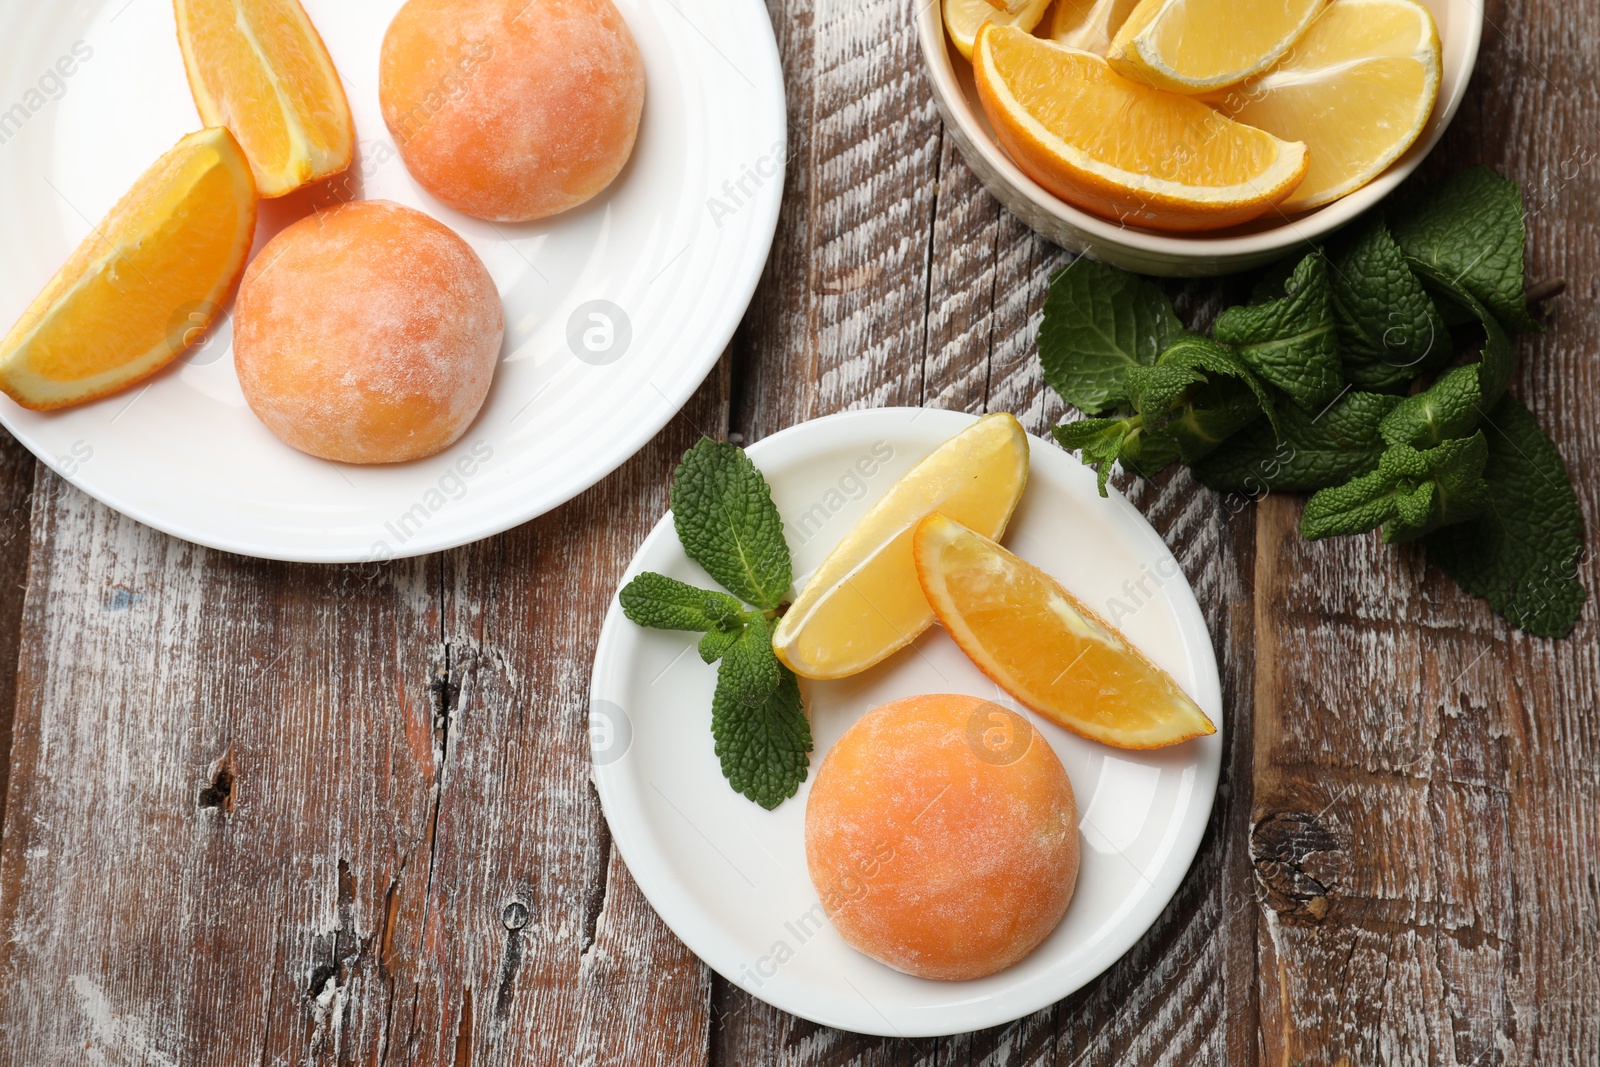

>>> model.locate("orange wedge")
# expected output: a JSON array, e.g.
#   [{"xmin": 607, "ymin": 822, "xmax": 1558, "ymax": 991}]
[
  {"xmin": 973, "ymin": 24, "xmax": 1307, "ymax": 231},
  {"xmin": 174, "ymin": 0, "xmax": 354, "ymax": 197},
  {"xmin": 914, "ymin": 514, "xmax": 1215, "ymax": 749},
  {"xmin": 0, "ymin": 128, "xmax": 257, "ymax": 411}
]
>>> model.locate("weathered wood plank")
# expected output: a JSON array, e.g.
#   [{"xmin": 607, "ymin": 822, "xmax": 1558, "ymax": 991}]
[
  {"xmin": 0, "ymin": 372, "xmax": 725, "ymax": 1065},
  {"xmin": 0, "ymin": 433, "xmax": 34, "ymax": 827},
  {"xmin": 377, "ymin": 364, "xmax": 729, "ymax": 1066},
  {"xmin": 0, "ymin": 465, "xmax": 439, "ymax": 1064}
]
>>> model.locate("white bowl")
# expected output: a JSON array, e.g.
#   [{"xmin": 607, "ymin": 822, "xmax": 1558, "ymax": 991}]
[{"xmin": 914, "ymin": 0, "xmax": 1483, "ymax": 276}]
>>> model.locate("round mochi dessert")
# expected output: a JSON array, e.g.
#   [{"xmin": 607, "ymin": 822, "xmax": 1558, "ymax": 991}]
[
  {"xmin": 233, "ymin": 200, "xmax": 503, "ymax": 464},
  {"xmin": 805, "ymin": 693, "xmax": 1080, "ymax": 981},
  {"xmin": 379, "ymin": 0, "xmax": 646, "ymax": 222}
]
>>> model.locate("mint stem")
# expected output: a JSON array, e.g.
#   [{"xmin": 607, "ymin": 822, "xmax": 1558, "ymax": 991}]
[{"xmin": 1523, "ymin": 278, "xmax": 1565, "ymax": 305}]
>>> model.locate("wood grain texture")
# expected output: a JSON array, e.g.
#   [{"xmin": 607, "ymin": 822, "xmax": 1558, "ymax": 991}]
[
  {"xmin": 1247, "ymin": 0, "xmax": 1600, "ymax": 1062},
  {"xmin": 0, "ymin": 435, "xmax": 34, "ymax": 828},
  {"xmin": 3, "ymin": 0, "xmax": 1599, "ymax": 1062},
  {"xmin": 0, "ymin": 374, "xmax": 724, "ymax": 1065}
]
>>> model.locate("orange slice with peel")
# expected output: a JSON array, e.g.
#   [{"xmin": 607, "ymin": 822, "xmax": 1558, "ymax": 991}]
[
  {"xmin": 174, "ymin": 0, "xmax": 354, "ymax": 197},
  {"xmin": 913, "ymin": 513, "xmax": 1215, "ymax": 749},
  {"xmin": 772, "ymin": 413, "xmax": 1030, "ymax": 680},
  {"xmin": 973, "ymin": 24, "xmax": 1308, "ymax": 231},
  {"xmin": 0, "ymin": 128, "xmax": 257, "ymax": 411}
]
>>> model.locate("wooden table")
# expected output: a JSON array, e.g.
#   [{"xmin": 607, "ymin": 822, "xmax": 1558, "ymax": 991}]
[{"xmin": 3, "ymin": 0, "xmax": 1597, "ymax": 1062}]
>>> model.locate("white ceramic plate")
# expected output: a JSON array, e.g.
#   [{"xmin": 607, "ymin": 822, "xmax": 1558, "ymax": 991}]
[
  {"xmin": 590, "ymin": 408, "xmax": 1223, "ymax": 1037},
  {"xmin": 0, "ymin": 0, "xmax": 784, "ymax": 561}
]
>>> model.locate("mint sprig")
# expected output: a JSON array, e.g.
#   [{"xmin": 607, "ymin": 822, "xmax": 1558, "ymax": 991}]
[
  {"xmin": 1036, "ymin": 167, "xmax": 1587, "ymax": 636},
  {"xmin": 1213, "ymin": 253, "xmax": 1342, "ymax": 410},
  {"xmin": 1425, "ymin": 395, "xmax": 1587, "ymax": 637},
  {"xmin": 620, "ymin": 438, "xmax": 812, "ymax": 809},
  {"xmin": 670, "ymin": 438, "xmax": 793, "ymax": 610},
  {"xmin": 1038, "ymin": 259, "xmax": 1184, "ymax": 414}
]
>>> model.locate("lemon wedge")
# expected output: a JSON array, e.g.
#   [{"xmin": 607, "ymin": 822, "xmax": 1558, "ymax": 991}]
[
  {"xmin": 1107, "ymin": 0, "xmax": 1329, "ymax": 94},
  {"xmin": 1049, "ymin": 0, "xmax": 1141, "ymax": 54},
  {"xmin": 1218, "ymin": 0, "xmax": 1441, "ymax": 212},
  {"xmin": 772, "ymin": 413, "xmax": 1029, "ymax": 680},
  {"xmin": 945, "ymin": 0, "xmax": 1052, "ymax": 60}
]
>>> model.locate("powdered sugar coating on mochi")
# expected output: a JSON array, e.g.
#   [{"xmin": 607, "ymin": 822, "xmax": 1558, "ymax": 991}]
[
  {"xmin": 804, "ymin": 693, "xmax": 1081, "ymax": 982},
  {"xmin": 379, "ymin": 0, "xmax": 646, "ymax": 222},
  {"xmin": 234, "ymin": 200, "xmax": 504, "ymax": 464}
]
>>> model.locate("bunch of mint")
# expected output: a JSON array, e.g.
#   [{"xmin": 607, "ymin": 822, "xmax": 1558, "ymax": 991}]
[
  {"xmin": 1040, "ymin": 167, "xmax": 1585, "ymax": 637},
  {"xmin": 618, "ymin": 438, "xmax": 812, "ymax": 808}
]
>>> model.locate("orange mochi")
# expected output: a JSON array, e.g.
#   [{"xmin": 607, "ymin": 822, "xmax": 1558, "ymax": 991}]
[
  {"xmin": 233, "ymin": 200, "xmax": 504, "ymax": 464},
  {"xmin": 379, "ymin": 0, "xmax": 646, "ymax": 222},
  {"xmin": 805, "ymin": 694, "xmax": 1080, "ymax": 981}
]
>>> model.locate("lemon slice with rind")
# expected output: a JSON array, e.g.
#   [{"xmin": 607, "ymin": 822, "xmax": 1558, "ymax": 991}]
[
  {"xmin": 1219, "ymin": 0, "xmax": 1441, "ymax": 212},
  {"xmin": 945, "ymin": 0, "xmax": 1052, "ymax": 60},
  {"xmin": 772, "ymin": 413, "xmax": 1030, "ymax": 680},
  {"xmin": 1107, "ymin": 0, "xmax": 1329, "ymax": 94}
]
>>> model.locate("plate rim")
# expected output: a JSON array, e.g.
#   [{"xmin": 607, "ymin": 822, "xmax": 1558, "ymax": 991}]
[
  {"xmin": 588, "ymin": 405, "xmax": 1225, "ymax": 1037},
  {"xmin": 0, "ymin": 0, "xmax": 788, "ymax": 564}
]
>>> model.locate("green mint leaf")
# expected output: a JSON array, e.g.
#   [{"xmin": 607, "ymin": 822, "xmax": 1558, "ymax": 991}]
[
  {"xmin": 1197, "ymin": 390, "xmax": 1401, "ymax": 492},
  {"xmin": 1379, "ymin": 365, "xmax": 1483, "ymax": 448},
  {"xmin": 1124, "ymin": 362, "xmax": 1206, "ymax": 426},
  {"xmin": 620, "ymin": 572, "xmax": 748, "ymax": 632},
  {"xmin": 1038, "ymin": 258, "xmax": 1184, "ymax": 415},
  {"xmin": 1390, "ymin": 167, "xmax": 1539, "ymax": 333},
  {"xmin": 1213, "ymin": 253, "xmax": 1343, "ymax": 411},
  {"xmin": 1054, "ymin": 416, "xmax": 1137, "ymax": 497},
  {"xmin": 1329, "ymin": 219, "xmax": 1450, "ymax": 377},
  {"xmin": 1119, "ymin": 423, "xmax": 1185, "ymax": 479},
  {"xmin": 1160, "ymin": 379, "xmax": 1270, "ymax": 465},
  {"xmin": 1157, "ymin": 334, "xmax": 1279, "ymax": 432},
  {"xmin": 711, "ymin": 615, "xmax": 812, "ymax": 809},
  {"xmin": 1425, "ymin": 394, "xmax": 1587, "ymax": 637},
  {"xmin": 1414, "ymin": 281, "xmax": 1516, "ymax": 406},
  {"xmin": 1118, "ymin": 336, "xmax": 1278, "ymax": 467},
  {"xmin": 1301, "ymin": 433, "xmax": 1490, "ymax": 543},
  {"xmin": 1376, "ymin": 282, "xmax": 1515, "ymax": 450},
  {"xmin": 670, "ymin": 438, "xmax": 793, "ymax": 611},
  {"xmin": 698, "ymin": 626, "xmax": 743, "ymax": 664}
]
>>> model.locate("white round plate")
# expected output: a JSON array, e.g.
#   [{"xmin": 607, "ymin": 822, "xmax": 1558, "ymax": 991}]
[
  {"xmin": 0, "ymin": 0, "xmax": 784, "ymax": 562},
  {"xmin": 590, "ymin": 407, "xmax": 1224, "ymax": 1037}
]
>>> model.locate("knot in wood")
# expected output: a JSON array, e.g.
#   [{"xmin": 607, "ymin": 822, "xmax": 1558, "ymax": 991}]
[{"xmin": 1250, "ymin": 810, "xmax": 1343, "ymax": 924}]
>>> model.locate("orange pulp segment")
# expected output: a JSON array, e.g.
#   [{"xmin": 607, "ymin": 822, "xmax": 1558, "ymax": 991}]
[
  {"xmin": 174, "ymin": 0, "xmax": 355, "ymax": 197},
  {"xmin": 0, "ymin": 128, "xmax": 258, "ymax": 411},
  {"xmin": 914, "ymin": 513, "xmax": 1216, "ymax": 749}
]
